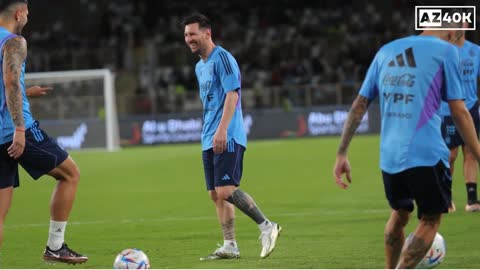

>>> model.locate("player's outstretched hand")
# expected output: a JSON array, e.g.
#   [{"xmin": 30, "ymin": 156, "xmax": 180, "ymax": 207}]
[
  {"xmin": 26, "ymin": 85, "xmax": 52, "ymax": 97},
  {"xmin": 333, "ymin": 154, "xmax": 352, "ymax": 189}
]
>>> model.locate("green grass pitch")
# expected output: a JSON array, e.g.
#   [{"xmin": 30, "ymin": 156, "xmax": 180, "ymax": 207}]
[{"xmin": 2, "ymin": 136, "xmax": 479, "ymax": 268}]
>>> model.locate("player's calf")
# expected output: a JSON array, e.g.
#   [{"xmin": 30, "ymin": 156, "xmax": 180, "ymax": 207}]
[{"xmin": 225, "ymin": 189, "xmax": 283, "ymax": 258}]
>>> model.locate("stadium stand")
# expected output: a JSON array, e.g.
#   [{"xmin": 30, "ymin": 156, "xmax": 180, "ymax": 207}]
[{"xmin": 23, "ymin": 0, "xmax": 479, "ymax": 116}]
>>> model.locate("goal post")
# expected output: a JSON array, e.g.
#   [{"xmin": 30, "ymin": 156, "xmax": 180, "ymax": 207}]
[{"xmin": 25, "ymin": 69, "xmax": 120, "ymax": 151}]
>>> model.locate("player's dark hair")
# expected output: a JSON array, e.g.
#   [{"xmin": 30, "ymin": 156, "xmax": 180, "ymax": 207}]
[
  {"xmin": 442, "ymin": 8, "xmax": 464, "ymax": 29},
  {"xmin": 0, "ymin": 0, "xmax": 27, "ymax": 13},
  {"xmin": 182, "ymin": 13, "xmax": 211, "ymax": 29}
]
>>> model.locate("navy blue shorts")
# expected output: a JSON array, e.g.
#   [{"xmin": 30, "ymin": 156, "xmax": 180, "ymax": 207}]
[
  {"xmin": 441, "ymin": 102, "xmax": 480, "ymax": 149},
  {"xmin": 0, "ymin": 121, "xmax": 69, "ymax": 189},
  {"xmin": 382, "ymin": 161, "xmax": 452, "ymax": 219},
  {"xmin": 202, "ymin": 140, "xmax": 245, "ymax": 191}
]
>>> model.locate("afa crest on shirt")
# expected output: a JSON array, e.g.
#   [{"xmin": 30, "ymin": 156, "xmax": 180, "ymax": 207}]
[
  {"xmin": 199, "ymin": 65, "xmax": 214, "ymax": 77},
  {"xmin": 200, "ymin": 80, "xmax": 212, "ymax": 93}
]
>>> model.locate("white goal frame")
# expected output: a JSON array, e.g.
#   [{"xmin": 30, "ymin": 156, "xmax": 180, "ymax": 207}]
[{"xmin": 25, "ymin": 69, "xmax": 120, "ymax": 151}]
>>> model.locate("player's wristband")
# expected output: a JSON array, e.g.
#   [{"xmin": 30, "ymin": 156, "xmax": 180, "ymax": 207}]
[{"xmin": 15, "ymin": 127, "xmax": 25, "ymax": 132}]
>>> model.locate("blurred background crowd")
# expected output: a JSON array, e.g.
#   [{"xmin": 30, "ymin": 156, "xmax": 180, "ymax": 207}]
[{"xmin": 23, "ymin": 0, "xmax": 480, "ymax": 117}]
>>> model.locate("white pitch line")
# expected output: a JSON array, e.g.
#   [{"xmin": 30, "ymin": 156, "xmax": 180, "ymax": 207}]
[{"xmin": 4, "ymin": 208, "xmax": 388, "ymax": 230}]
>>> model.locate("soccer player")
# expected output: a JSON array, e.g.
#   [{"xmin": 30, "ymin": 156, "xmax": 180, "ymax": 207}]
[
  {"xmin": 333, "ymin": 28, "xmax": 480, "ymax": 268},
  {"xmin": 0, "ymin": 0, "xmax": 87, "ymax": 264},
  {"xmin": 183, "ymin": 13, "xmax": 281, "ymax": 260},
  {"xmin": 439, "ymin": 26, "xmax": 480, "ymax": 212}
]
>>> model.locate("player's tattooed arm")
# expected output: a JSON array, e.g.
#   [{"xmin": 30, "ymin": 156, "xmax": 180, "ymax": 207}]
[
  {"xmin": 3, "ymin": 36, "xmax": 27, "ymax": 128},
  {"xmin": 337, "ymin": 95, "xmax": 369, "ymax": 155}
]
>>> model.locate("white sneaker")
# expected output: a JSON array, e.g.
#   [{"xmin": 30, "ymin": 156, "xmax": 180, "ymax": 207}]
[
  {"xmin": 200, "ymin": 243, "xmax": 240, "ymax": 261},
  {"xmin": 259, "ymin": 222, "xmax": 282, "ymax": 258},
  {"xmin": 465, "ymin": 201, "xmax": 480, "ymax": 212}
]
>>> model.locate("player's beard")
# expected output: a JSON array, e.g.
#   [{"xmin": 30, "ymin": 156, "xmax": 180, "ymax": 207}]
[
  {"xmin": 189, "ymin": 41, "xmax": 202, "ymax": 55},
  {"xmin": 191, "ymin": 45, "xmax": 199, "ymax": 55}
]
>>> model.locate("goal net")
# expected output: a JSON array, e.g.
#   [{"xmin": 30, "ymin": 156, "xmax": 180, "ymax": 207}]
[{"xmin": 25, "ymin": 69, "xmax": 120, "ymax": 151}]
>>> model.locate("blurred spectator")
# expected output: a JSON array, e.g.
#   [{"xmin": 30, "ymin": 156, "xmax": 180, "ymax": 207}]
[{"xmin": 26, "ymin": 0, "xmax": 476, "ymax": 113}]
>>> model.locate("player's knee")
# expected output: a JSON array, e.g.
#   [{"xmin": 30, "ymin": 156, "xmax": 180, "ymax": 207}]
[
  {"xmin": 391, "ymin": 210, "xmax": 409, "ymax": 228},
  {"xmin": 216, "ymin": 191, "xmax": 229, "ymax": 201},
  {"xmin": 208, "ymin": 190, "xmax": 218, "ymax": 202},
  {"xmin": 399, "ymin": 216, "xmax": 409, "ymax": 228},
  {"xmin": 419, "ymin": 213, "xmax": 441, "ymax": 226},
  {"xmin": 59, "ymin": 163, "xmax": 80, "ymax": 185},
  {"xmin": 463, "ymin": 148, "xmax": 475, "ymax": 161},
  {"xmin": 216, "ymin": 189, "xmax": 233, "ymax": 201},
  {"xmin": 69, "ymin": 164, "xmax": 81, "ymax": 184},
  {"xmin": 449, "ymin": 150, "xmax": 458, "ymax": 164}
]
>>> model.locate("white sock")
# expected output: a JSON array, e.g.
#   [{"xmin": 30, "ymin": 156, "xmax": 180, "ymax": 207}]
[
  {"xmin": 259, "ymin": 220, "xmax": 271, "ymax": 232},
  {"xmin": 47, "ymin": 220, "xmax": 67, "ymax": 250},
  {"xmin": 224, "ymin": 239, "xmax": 238, "ymax": 248}
]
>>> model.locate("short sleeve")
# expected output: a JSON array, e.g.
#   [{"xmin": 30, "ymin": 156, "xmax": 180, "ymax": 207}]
[
  {"xmin": 358, "ymin": 53, "xmax": 380, "ymax": 101},
  {"xmin": 476, "ymin": 45, "xmax": 480, "ymax": 77},
  {"xmin": 216, "ymin": 51, "xmax": 241, "ymax": 93},
  {"xmin": 443, "ymin": 45, "xmax": 464, "ymax": 101}
]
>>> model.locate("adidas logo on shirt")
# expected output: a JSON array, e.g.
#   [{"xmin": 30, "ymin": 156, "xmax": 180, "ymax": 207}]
[
  {"xmin": 388, "ymin": 47, "xmax": 417, "ymax": 68},
  {"xmin": 222, "ymin": 174, "xmax": 231, "ymax": 181}
]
